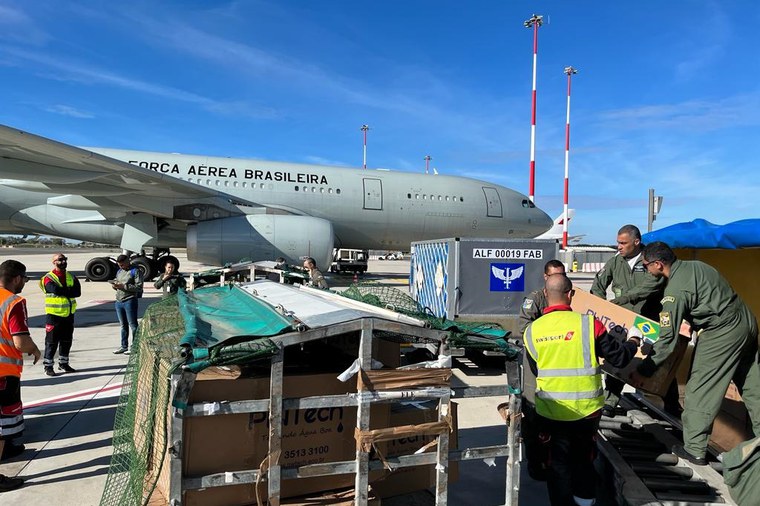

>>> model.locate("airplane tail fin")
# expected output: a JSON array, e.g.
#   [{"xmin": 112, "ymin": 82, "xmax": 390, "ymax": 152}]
[{"xmin": 534, "ymin": 209, "xmax": 577, "ymax": 240}]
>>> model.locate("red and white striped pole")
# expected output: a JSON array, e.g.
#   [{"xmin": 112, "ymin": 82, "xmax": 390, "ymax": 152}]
[
  {"xmin": 361, "ymin": 124, "xmax": 369, "ymax": 169},
  {"xmin": 562, "ymin": 66, "xmax": 578, "ymax": 250},
  {"xmin": 424, "ymin": 155, "xmax": 432, "ymax": 175},
  {"xmin": 524, "ymin": 14, "xmax": 543, "ymax": 203}
]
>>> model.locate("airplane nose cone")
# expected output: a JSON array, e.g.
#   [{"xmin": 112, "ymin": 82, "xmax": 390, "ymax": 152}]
[{"xmin": 533, "ymin": 208, "xmax": 553, "ymax": 235}]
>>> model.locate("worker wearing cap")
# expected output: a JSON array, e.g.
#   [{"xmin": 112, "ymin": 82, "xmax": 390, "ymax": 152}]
[
  {"xmin": 590, "ymin": 224, "xmax": 665, "ymax": 416},
  {"xmin": 632, "ymin": 241, "xmax": 760, "ymax": 466},
  {"xmin": 39, "ymin": 253, "xmax": 81, "ymax": 376},
  {"xmin": 525, "ymin": 273, "xmax": 640, "ymax": 506}
]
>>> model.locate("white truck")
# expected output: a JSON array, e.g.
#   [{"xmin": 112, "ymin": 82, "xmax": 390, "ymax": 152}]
[{"xmin": 330, "ymin": 248, "xmax": 368, "ymax": 274}]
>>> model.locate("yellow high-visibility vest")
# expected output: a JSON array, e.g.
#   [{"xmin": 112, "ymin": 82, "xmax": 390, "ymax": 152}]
[
  {"xmin": 39, "ymin": 271, "xmax": 77, "ymax": 317},
  {"xmin": 524, "ymin": 311, "xmax": 604, "ymax": 421}
]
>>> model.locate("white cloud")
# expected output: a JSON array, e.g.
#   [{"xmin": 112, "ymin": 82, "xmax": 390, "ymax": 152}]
[
  {"xmin": 596, "ymin": 93, "xmax": 760, "ymax": 132},
  {"xmin": 0, "ymin": 45, "xmax": 279, "ymax": 120},
  {"xmin": 44, "ymin": 104, "xmax": 94, "ymax": 118},
  {"xmin": 0, "ymin": 4, "xmax": 49, "ymax": 45}
]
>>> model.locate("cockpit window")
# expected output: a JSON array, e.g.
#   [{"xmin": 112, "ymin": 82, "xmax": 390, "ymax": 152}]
[{"xmin": 521, "ymin": 199, "xmax": 535, "ymax": 208}]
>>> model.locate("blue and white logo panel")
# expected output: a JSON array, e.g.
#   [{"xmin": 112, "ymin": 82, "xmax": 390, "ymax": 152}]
[
  {"xmin": 410, "ymin": 242, "xmax": 449, "ymax": 318},
  {"xmin": 489, "ymin": 263, "xmax": 525, "ymax": 292}
]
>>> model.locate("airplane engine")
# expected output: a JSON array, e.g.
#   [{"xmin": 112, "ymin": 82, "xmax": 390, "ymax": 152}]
[{"xmin": 186, "ymin": 214, "xmax": 334, "ymax": 270}]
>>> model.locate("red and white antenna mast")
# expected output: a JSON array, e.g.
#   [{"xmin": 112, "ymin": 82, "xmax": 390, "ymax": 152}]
[
  {"xmin": 562, "ymin": 66, "xmax": 578, "ymax": 250},
  {"xmin": 360, "ymin": 124, "xmax": 369, "ymax": 169},
  {"xmin": 524, "ymin": 13, "xmax": 543, "ymax": 203},
  {"xmin": 424, "ymin": 155, "xmax": 432, "ymax": 175}
]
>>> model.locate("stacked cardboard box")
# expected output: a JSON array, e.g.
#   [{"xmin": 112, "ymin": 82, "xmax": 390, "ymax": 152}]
[
  {"xmin": 370, "ymin": 400, "xmax": 459, "ymax": 498},
  {"xmin": 150, "ymin": 368, "xmax": 387, "ymax": 505},
  {"xmin": 571, "ymin": 288, "xmax": 688, "ymax": 397},
  {"xmin": 143, "ymin": 362, "xmax": 457, "ymax": 505}
]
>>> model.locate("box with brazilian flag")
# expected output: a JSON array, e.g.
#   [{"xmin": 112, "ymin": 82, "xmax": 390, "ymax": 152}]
[{"xmin": 571, "ymin": 288, "xmax": 689, "ymax": 397}]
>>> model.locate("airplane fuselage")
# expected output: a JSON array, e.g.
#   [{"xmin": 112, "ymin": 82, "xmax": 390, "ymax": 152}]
[{"xmin": 0, "ymin": 147, "xmax": 552, "ymax": 254}]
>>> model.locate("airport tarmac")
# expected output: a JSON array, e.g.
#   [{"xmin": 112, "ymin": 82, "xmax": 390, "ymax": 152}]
[{"xmin": 0, "ymin": 248, "xmax": 595, "ymax": 505}]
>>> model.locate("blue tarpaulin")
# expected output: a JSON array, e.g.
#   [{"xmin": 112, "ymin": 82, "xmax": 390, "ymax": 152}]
[{"xmin": 642, "ymin": 219, "xmax": 760, "ymax": 249}]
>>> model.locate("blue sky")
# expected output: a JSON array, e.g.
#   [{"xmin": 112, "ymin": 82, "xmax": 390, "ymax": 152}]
[{"xmin": 1, "ymin": 1, "xmax": 759, "ymax": 244}]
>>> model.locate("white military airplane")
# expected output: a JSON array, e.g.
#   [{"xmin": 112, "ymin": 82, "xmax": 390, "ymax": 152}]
[{"xmin": 0, "ymin": 124, "xmax": 553, "ymax": 281}]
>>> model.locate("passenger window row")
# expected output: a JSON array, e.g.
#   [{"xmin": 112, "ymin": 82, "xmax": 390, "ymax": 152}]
[
  {"xmin": 184, "ymin": 177, "xmax": 342, "ymax": 194},
  {"xmin": 407, "ymin": 193, "xmax": 464, "ymax": 202},
  {"xmin": 294, "ymin": 186, "xmax": 341, "ymax": 194}
]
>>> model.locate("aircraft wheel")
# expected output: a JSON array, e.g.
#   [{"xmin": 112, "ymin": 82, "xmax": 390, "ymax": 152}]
[
  {"xmin": 85, "ymin": 257, "xmax": 116, "ymax": 282},
  {"xmin": 132, "ymin": 256, "xmax": 157, "ymax": 280}
]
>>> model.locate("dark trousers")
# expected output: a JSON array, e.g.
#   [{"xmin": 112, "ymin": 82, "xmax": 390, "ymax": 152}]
[
  {"xmin": 43, "ymin": 315, "xmax": 74, "ymax": 367},
  {"xmin": 522, "ymin": 399, "xmax": 547, "ymax": 481},
  {"xmin": 115, "ymin": 297, "xmax": 138, "ymax": 349},
  {"xmin": 537, "ymin": 413, "xmax": 600, "ymax": 506}
]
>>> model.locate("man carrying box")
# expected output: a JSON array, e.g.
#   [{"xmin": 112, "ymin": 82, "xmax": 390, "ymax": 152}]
[
  {"xmin": 632, "ymin": 241, "xmax": 760, "ymax": 466},
  {"xmin": 590, "ymin": 224, "xmax": 666, "ymax": 416}
]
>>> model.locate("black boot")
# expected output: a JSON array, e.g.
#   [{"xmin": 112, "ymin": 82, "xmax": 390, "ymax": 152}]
[
  {"xmin": 0, "ymin": 474, "xmax": 24, "ymax": 492},
  {"xmin": 58, "ymin": 364, "xmax": 76, "ymax": 373},
  {"xmin": 44, "ymin": 366, "xmax": 57, "ymax": 377}
]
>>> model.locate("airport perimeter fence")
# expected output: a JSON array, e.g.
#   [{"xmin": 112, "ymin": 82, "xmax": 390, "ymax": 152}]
[{"xmin": 98, "ymin": 282, "xmax": 520, "ymax": 506}]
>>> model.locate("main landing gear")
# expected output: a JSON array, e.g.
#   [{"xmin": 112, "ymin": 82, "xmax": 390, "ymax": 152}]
[{"xmin": 84, "ymin": 250, "xmax": 180, "ymax": 282}]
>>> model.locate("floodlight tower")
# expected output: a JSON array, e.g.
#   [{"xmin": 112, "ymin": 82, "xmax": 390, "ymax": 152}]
[
  {"xmin": 524, "ymin": 13, "xmax": 543, "ymax": 203},
  {"xmin": 360, "ymin": 124, "xmax": 370, "ymax": 169},
  {"xmin": 424, "ymin": 155, "xmax": 432, "ymax": 175},
  {"xmin": 562, "ymin": 66, "xmax": 578, "ymax": 250}
]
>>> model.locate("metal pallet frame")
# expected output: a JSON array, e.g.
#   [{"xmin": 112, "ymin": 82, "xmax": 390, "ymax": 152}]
[{"xmin": 165, "ymin": 317, "xmax": 523, "ymax": 506}]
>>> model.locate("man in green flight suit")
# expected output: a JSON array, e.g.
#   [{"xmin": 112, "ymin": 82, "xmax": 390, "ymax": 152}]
[
  {"xmin": 590, "ymin": 224, "xmax": 665, "ymax": 416},
  {"xmin": 631, "ymin": 241, "xmax": 760, "ymax": 465}
]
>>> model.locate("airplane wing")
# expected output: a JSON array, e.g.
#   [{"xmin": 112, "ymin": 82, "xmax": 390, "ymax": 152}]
[{"xmin": 0, "ymin": 124, "xmax": 258, "ymax": 221}]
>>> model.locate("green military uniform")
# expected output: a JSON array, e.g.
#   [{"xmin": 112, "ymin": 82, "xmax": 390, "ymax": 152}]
[
  {"xmin": 519, "ymin": 289, "xmax": 549, "ymax": 400},
  {"xmin": 591, "ymin": 253, "xmax": 665, "ymax": 409},
  {"xmin": 517, "ymin": 288, "xmax": 549, "ymax": 480},
  {"xmin": 519, "ymin": 289, "xmax": 548, "ymax": 335},
  {"xmin": 723, "ymin": 436, "xmax": 760, "ymax": 505},
  {"xmin": 590, "ymin": 253, "xmax": 664, "ymax": 319},
  {"xmin": 307, "ymin": 268, "xmax": 328, "ymax": 289},
  {"xmin": 638, "ymin": 259, "xmax": 760, "ymax": 458}
]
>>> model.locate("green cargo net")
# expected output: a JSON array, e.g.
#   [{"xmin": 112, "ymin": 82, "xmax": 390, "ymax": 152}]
[
  {"xmin": 100, "ymin": 287, "xmax": 293, "ymax": 506},
  {"xmin": 340, "ymin": 283, "xmax": 519, "ymax": 358}
]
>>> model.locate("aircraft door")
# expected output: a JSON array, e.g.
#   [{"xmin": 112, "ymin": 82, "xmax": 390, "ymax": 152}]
[
  {"xmin": 363, "ymin": 178, "xmax": 383, "ymax": 210},
  {"xmin": 482, "ymin": 187, "xmax": 502, "ymax": 217}
]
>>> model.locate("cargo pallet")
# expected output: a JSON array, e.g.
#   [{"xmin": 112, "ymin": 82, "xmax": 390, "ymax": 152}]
[{"xmin": 164, "ymin": 316, "xmax": 523, "ymax": 506}]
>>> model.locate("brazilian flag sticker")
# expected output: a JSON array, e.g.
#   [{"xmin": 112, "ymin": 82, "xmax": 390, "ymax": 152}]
[{"xmin": 633, "ymin": 316, "xmax": 660, "ymax": 343}]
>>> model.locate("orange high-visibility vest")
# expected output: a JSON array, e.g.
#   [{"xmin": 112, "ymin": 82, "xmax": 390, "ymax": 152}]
[{"xmin": 0, "ymin": 288, "xmax": 25, "ymax": 377}]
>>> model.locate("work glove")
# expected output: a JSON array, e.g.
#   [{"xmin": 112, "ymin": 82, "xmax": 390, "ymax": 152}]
[{"xmin": 611, "ymin": 295, "xmax": 630, "ymax": 306}]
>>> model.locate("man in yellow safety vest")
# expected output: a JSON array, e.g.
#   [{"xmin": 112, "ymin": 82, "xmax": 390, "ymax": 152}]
[
  {"xmin": 524, "ymin": 273, "xmax": 640, "ymax": 506},
  {"xmin": 39, "ymin": 253, "xmax": 81, "ymax": 376}
]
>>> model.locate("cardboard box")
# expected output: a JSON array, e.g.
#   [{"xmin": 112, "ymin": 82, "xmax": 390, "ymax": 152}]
[
  {"xmin": 370, "ymin": 401, "xmax": 459, "ymax": 498},
  {"xmin": 152, "ymin": 367, "xmax": 389, "ymax": 506},
  {"xmin": 571, "ymin": 288, "xmax": 688, "ymax": 397}
]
